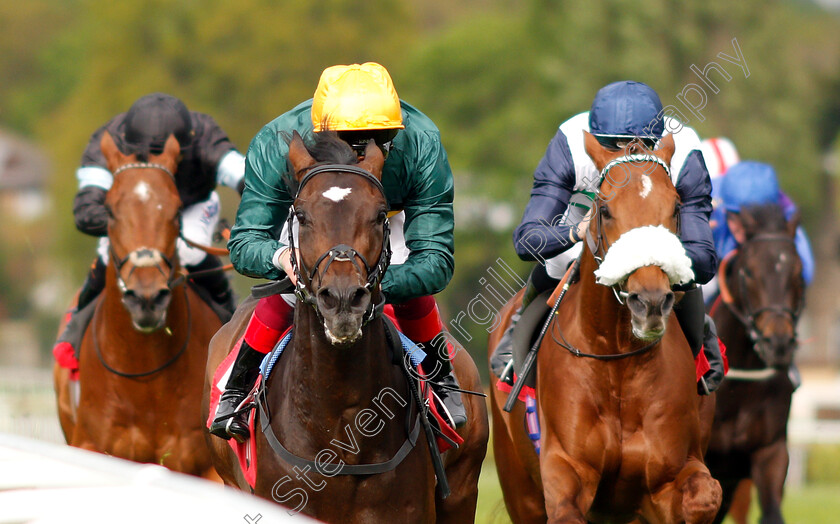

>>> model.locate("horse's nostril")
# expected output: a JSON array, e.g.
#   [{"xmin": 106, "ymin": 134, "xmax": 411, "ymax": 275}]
[
  {"xmin": 317, "ymin": 288, "xmax": 340, "ymax": 311},
  {"xmin": 662, "ymin": 292, "xmax": 675, "ymax": 313},
  {"xmin": 153, "ymin": 288, "xmax": 171, "ymax": 308},
  {"xmin": 349, "ymin": 287, "xmax": 370, "ymax": 310},
  {"xmin": 627, "ymin": 293, "xmax": 645, "ymax": 314}
]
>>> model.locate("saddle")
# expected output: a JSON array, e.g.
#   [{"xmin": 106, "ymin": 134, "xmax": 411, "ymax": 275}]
[
  {"xmin": 206, "ymin": 306, "xmax": 464, "ymax": 489},
  {"xmin": 511, "ymin": 290, "xmax": 554, "ymax": 391}
]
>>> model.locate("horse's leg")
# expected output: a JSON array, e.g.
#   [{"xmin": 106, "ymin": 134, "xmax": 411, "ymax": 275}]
[
  {"xmin": 727, "ymin": 480, "xmax": 753, "ymax": 524},
  {"xmin": 436, "ymin": 358, "xmax": 489, "ymax": 524},
  {"xmin": 643, "ymin": 458, "xmax": 721, "ymax": 524},
  {"xmin": 52, "ymin": 364, "xmax": 75, "ymax": 443},
  {"xmin": 751, "ymin": 440, "xmax": 788, "ymax": 524},
  {"xmin": 490, "ymin": 384, "xmax": 546, "ymax": 523},
  {"xmin": 541, "ymin": 444, "xmax": 598, "ymax": 524},
  {"xmin": 710, "ymin": 476, "xmax": 744, "ymax": 524}
]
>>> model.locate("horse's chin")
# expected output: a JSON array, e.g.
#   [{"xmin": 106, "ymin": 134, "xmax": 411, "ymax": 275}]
[
  {"xmin": 131, "ymin": 314, "xmax": 168, "ymax": 334},
  {"xmin": 632, "ymin": 327, "xmax": 665, "ymax": 341},
  {"xmin": 631, "ymin": 318, "xmax": 666, "ymax": 341},
  {"xmin": 324, "ymin": 325, "xmax": 363, "ymax": 346}
]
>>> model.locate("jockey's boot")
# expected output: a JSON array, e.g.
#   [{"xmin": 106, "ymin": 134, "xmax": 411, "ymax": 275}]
[
  {"xmin": 209, "ymin": 341, "xmax": 265, "ymax": 442},
  {"xmin": 53, "ymin": 258, "xmax": 107, "ymax": 362},
  {"xmin": 490, "ymin": 267, "xmax": 546, "ymax": 385},
  {"xmin": 420, "ymin": 332, "xmax": 467, "ymax": 429},
  {"xmin": 700, "ymin": 313, "xmax": 726, "ymax": 394},
  {"xmin": 675, "ymin": 285, "xmax": 725, "ymax": 395},
  {"xmin": 490, "ymin": 308, "xmax": 520, "ymax": 386},
  {"xmin": 187, "ymin": 255, "xmax": 236, "ymax": 316}
]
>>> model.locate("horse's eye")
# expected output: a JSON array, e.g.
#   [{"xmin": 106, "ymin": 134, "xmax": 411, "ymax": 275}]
[
  {"xmin": 600, "ymin": 205, "xmax": 612, "ymax": 220},
  {"xmin": 674, "ymin": 203, "xmax": 681, "ymax": 217},
  {"xmin": 376, "ymin": 211, "xmax": 387, "ymax": 224},
  {"xmin": 295, "ymin": 210, "xmax": 307, "ymax": 226}
]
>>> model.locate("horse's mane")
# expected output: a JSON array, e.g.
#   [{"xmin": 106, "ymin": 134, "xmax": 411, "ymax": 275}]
[
  {"xmin": 281, "ymin": 131, "xmax": 359, "ymax": 191},
  {"xmin": 740, "ymin": 203, "xmax": 788, "ymax": 236}
]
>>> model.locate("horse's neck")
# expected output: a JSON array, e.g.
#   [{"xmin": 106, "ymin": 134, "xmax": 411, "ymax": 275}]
[{"xmin": 285, "ymin": 304, "xmax": 396, "ymax": 412}]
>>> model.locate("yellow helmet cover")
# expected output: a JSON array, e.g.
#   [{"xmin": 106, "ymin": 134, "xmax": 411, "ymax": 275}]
[{"xmin": 311, "ymin": 62, "xmax": 405, "ymax": 132}]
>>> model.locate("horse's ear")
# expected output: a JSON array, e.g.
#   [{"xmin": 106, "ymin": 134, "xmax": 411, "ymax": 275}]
[
  {"xmin": 787, "ymin": 209, "xmax": 801, "ymax": 238},
  {"xmin": 100, "ymin": 131, "xmax": 128, "ymax": 173},
  {"xmin": 357, "ymin": 140, "xmax": 384, "ymax": 180},
  {"xmin": 583, "ymin": 131, "xmax": 611, "ymax": 171},
  {"xmin": 654, "ymin": 134, "xmax": 676, "ymax": 165},
  {"xmin": 289, "ymin": 131, "xmax": 316, "ymax": 181},
  {"xmin": 150, "ymin": 134, "xmax": 181, "ymax": 173}
]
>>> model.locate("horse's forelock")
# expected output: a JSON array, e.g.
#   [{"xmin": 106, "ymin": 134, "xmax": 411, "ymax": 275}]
[
  {"xmin": 741, "ymin": 203, "xmax": 788, "ymax": 237},
  {"xmin": 282, "ymin": 131, "xmax": 359, "ymax": 193}
]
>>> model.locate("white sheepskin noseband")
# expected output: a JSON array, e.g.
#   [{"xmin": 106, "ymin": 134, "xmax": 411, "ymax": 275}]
[{"xmin": 593, "ymin": 225, "xmax": 694, "ymax": 286}]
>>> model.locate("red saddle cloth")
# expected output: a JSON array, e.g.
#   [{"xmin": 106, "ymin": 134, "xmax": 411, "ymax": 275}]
[
  {"xmin": 53, "ymin": 310, "xmax": 80, "ymax": 381},
  {"xmin": 207, "ymin": 311, "xmax": 464, "ymax": 488},
  {"xmin": 206, "ymin": 336, "xmax": 262, "ymax": 488}
]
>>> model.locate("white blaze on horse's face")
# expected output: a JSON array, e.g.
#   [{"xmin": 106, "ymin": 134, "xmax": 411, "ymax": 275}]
[
  {"xmin": 323, "ymin": 186, "xmax": 352, "ymax": 202},
  {"xmin": 133, "ymin": 181, "xmax": 151, "ymax": 202},
  {"xmin": 639, "ymin": 175, "xmax": 653, "ymax": 199}
]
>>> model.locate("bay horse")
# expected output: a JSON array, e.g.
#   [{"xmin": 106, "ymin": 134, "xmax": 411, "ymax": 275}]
[
  {"xmin": 705, "ymin": 203, "xmax": 804, "ymax": 524},
  {"xmin": 204, "ymin": 132, "xmax": 488, "ymax": 523},
  {"xmin": 488, "ymin": 133, "xmax": 722, "ymax": 523},
  {"xmin": 53, "ymin": 132, "xmax": 222, "ymax": 479}
]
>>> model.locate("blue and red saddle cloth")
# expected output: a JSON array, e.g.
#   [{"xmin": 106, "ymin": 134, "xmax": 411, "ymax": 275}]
[{"xmin": 205, "ymin": 305, "xmax": 464, "ymax": 488}]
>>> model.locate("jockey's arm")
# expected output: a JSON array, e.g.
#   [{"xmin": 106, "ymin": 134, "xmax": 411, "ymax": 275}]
[
  {"xmin": 227, "ymin": 129, "xmax": 293, "ymax": 280},
  {"xmin": 513, "ymin": 129, "xmax": 578, "ymax": 263},
  {"xmin": 794, "ymin": 222, "xmax": 815, "ymax": 285},
  {"xmin": 779, "ymin": 191, "xmax": 816, "ymax": 285},
  {"xmin": 380, "ymin": 134, "xmax": 454, "ymax": 304},
  {"xmin": 674, "ymin": 150, "xmax": 717, "ymax": 285},
  {"xmin": 73, "ymin": 122, "xmax": 116, "ymax": 237},
  {"xmin": 191, "ymin": 113, "xmax": 246, "ymax": 195}
]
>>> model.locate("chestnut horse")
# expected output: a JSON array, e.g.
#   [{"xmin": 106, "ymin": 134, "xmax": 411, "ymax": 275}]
[
  {"xmin": 53, "ymin": 132, "xmax": 221, "ymax": 478},
  {"xmin": 705, "ymin": 203, "xmax": 804, "ymax": 524},
  {"xmin": 204, "ymin": 132, "xmax": 488, "ymax": 523},
  {"xmin": 488, "ymin": 133, "xmax": 721, "ymax": 523}
]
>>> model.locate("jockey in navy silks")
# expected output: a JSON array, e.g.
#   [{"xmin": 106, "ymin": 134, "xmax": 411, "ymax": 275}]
[{"xmin": 491, "ymin": 80, "xmax": 726, "ymax": 395}]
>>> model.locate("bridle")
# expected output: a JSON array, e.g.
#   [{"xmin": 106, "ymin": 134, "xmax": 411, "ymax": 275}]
[
  {"xmin": 585, "ymin": 153, "xmax": 677, "ymax": 305},
  {"xmin": 552, "ymin": 154, "xmax": 675, "ymax": 360},
  {"xmin": 99, "ymin": 161, "xmax": 191, "ymax": 377},
  {"xmin": 107, "ymin": 162, "xmax": 184, "ymax": 296},
  {"xmin": 287, "ymin": 163, "xmax": 392, "ymax": 324},
  {"xmin": 718, "ymin": 234, "xmax": 803, "ymax": 349}
]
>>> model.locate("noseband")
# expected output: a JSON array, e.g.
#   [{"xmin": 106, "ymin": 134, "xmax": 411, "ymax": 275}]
[
  {"xmin": 108, "ymin": 162, "xmax": 183, "ymax": 296},
  {"xmin": 719, "ymin": 234, "xmax": 803, "ymax": 347},
  {"xmin": 287, "ymin": 163, "xmax": 392, "ymax": 323}
]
